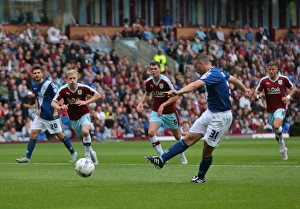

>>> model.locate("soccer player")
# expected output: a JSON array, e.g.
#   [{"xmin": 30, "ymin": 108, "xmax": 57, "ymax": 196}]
[
  {"xmin": 16, "ymin": 66, "xmax": 78, "ymax": 163},
  {"xmin": 51, "ymin": 69, "xmax": 101, "ymax": 164},
  {"xmin": 137, "ymin": 60, "xmax": 188, "ymax": 165},
  {"xmin": 255, "ymin": 61, "xmax": 295, "ymax": 160},
  {"xmin": 145, "ymin": 53, "xmax": 253, "ymax": 183}
]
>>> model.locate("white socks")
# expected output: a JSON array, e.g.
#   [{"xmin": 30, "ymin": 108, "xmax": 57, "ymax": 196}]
[
  {"xmin": 83, "ymin": 135, "xmax": 92, "ymax": 158},
  {"xmin": 275, "ymin": 127, "xmax": 285, "ymax": 150},
  {"xmin": 150, "ymin": 135, "xmax": 164, "ymax": 156}
]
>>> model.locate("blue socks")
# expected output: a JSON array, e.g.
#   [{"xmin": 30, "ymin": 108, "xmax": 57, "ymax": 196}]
[
  {"xmin": 26, "ymin": 139, "xmax": 37, "ymax": 159},
  {"xmin": 161, "ymin": 139, "xmax": 188, "ymax": 163},
  {"xmin": 61, "ymin": 136, "xmax": 75, "ymax": 154},
  {"xmin": 25, "ymin": 136, "xmax": 74, "ymax": 160},
  {"xmin": 198, "ymin": 156, "xmax": 213, "ymax": 179}
]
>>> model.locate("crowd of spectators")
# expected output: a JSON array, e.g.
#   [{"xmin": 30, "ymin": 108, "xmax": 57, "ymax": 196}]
[{"xmin": 0, "ymin": 22, "xmax": 300, "ymax": 143}]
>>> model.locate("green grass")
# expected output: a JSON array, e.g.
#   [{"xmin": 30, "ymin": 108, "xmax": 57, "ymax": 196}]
[{"xmin": 1, "ymin": 137, "xmax": 300, "ymax": 209}]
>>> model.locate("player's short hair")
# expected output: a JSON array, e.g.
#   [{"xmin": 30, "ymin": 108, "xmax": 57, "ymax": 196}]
[
  {"xmin": 150, "ymin": 60, "xmax": 161, "ymax": 68},
  {"xmin": 267, "ymin": 61, "xmax": 277, "ymax": 67},
  {"xmin": 193, "ymin": 53, "xmax": 210, "ymax": 65},
  {"xmin": 31, "ymin": 65, "xmax": 42, "ymax": 72},
  {"xmin": 67, "ymin": 69, "xmax": 78, "ymax": 77}
]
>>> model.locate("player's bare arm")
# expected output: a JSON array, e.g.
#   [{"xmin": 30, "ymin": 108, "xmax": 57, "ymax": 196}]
[
  {"xmin": 35, "ymin": 99, "xmax": 40, "ymax": 116},
  {"xmin": 255, "ymin": 90, "xmax": 265, "ymax": 99},
  {"xmin": 51, "ymin": 99, "xmax": 68, "ymax": 111},
  {"xmin": 53, "ymin": 109, "xmax": 58, "ymax": 119},
  {"xmin": 76, "ymin": 93, "xmax": 101, "ymax": 106},
  {"xmin": 137, "ymin": 93, "xmax": 150, "ymax": 111},
  {"xmin": 167, "ymin": 80, "xmax": 205, "ymax": 97},
  {"xmin": 157, "ymin": 95, "xmax": 178, "ymax": 116},
  {"xmin": 228, "ymin": 76, "xmax": 253, "ymax": 100},
  {"xmin": 282, "ymin": 87, "xmax": 295, "ymax": 104},
  {"xmin": 52, "ymin": 99, "xmax": 64, "ymax": 119}
]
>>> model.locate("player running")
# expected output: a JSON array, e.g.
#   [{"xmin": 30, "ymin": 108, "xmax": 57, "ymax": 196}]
[
  {"xmin": 255, "ymin": 61, "xmax": 295, "ymax": 160},
  {"xmin": 137, "ymin": 60, "xmax": 188, "ymax": 165},
  {"xmin": 16, "ymin": 65, "xmax": 78, "ymax": 163},
  {"xmin": 51, "ymin": 69, "xmax": 101, "ymax": 164}
]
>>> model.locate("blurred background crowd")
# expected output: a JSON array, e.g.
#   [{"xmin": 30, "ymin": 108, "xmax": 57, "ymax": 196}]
[{"xmin": 0, "ymin": 21, "xmax": 299, "ymax": 143}]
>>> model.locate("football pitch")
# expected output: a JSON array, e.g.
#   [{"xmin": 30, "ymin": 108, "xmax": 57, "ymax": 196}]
[{"xmin": 0, "ymin": 137, "xmax": 299, "ymax": 209}]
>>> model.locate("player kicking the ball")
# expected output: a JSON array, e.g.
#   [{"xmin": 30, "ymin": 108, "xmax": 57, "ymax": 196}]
[
  {"xmin": 145, "ymin": 53, "xmax": 253, "ymax": 183},
  {"xmin": 16, "ymin": 65, "xmax": 78, "ymax": 163},
  {"xmin": 51, "ymin": 69, "xmax": 101, "ymax": 164}
]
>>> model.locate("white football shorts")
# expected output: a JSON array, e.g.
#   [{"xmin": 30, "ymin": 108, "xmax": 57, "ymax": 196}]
[
  {"xmin": 189, "ymin": 109, "xmax": 233, "ymax": 147},
  {"xmin": 31, "ymin": 115, "xmax": 62, "ymax": 134}
]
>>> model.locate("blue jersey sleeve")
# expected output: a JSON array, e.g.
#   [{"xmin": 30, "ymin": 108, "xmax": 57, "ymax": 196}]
[{"xmin": 50, "ymin": 82, "xmax": 58, "ymax": 97}]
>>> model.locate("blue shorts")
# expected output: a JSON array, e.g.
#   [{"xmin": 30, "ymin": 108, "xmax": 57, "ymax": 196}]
[
  {"xmin": 267, "ymin": 108, "xmax": 286, "ymax": 126},
  {"xmin": 70, "ymin": 113, "xmax": 91, "ymax": 137},
  {"xmin": 149, "ymin": 111, "xmax": 179, "ymax": 129}
]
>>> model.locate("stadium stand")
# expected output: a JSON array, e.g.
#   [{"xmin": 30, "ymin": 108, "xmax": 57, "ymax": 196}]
[{"xmin": 0, "ymin": 23, "xmax": 299, "ymax": 142}]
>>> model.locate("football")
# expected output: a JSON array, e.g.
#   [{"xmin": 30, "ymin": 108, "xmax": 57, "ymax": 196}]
[{"xmin": 75, "ymin": 158, "xmax": 95, "ymax": 178}]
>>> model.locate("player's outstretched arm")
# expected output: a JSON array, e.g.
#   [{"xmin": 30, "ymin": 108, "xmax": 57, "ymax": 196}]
[
  {"xmin": 228, "ymin": 76, "xmax": 253, "ymax": 100},
  {"xmin": 167, "ymin": 80, "xmax": 205, "ymax": 96}
]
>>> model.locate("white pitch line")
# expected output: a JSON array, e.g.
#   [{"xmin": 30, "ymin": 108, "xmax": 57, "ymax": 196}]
[{"xmin": 1, "ymin": 163, "xmax": 300, "ymax": 168}]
